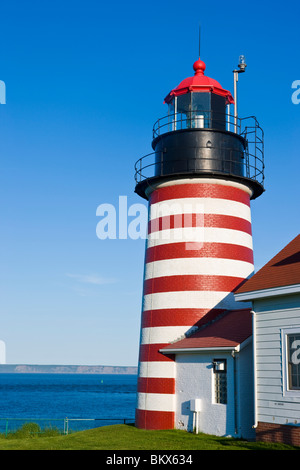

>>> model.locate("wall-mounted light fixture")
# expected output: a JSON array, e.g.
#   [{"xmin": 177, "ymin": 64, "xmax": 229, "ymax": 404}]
[{"xmin": 213, "ymin": 359, "xmax": 227, "ymax": 372}]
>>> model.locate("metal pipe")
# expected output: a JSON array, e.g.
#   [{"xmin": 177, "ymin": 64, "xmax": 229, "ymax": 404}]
[
  {"xmin": 226, "ymin": 104, "xmax": 231, "ymax": 131},
  {"xmin": 195, "ymin": 411, "xmax": 199, "ymax": 434},
  {"xmin": 251, "ymin": 309, "xmax": 258, "ymax": 429},
  {"xmin": 233, "ymin": 56, "xmax": 246, "ymax": 133},
  {"xmin": 233, "ymin": 70, "xmax": 238, "ymax": 133},
  {"xmin": 232, "ymin": 350, "xmax": 238, "ymax": 435}
]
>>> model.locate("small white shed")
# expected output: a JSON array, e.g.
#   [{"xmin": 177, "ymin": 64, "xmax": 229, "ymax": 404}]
[{"xmin": 161, "ymin": 308, "xmax": 255, "ymax": 440}]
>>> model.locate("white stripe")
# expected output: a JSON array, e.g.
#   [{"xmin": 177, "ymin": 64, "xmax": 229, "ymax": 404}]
[
  {"xmin": 136, "ymin": 392, "xmax": 175, "ymax": 412},
  {"xmin": 147, "ymin": 227, "xmax": 253, "ymax": 249},
  {"xmin": 148, "ymin": 227, "xmax": 205, "ymax": 245},
  {"xmin": 138, "ymin": 361, "xmax": 175, "ymax": 378},
  {"xmin": 144, "ymin": 258, "xmax": 254, "ymax": 280},
  {"xmin": 141, "ymin": 325, "xmax": 196, "ymax": 345},
  {"xmin": 143, "ymin": 291, "xmax": 240, "ymax": 311},
  {"xmin": 149, "ymin": 197, "xmax": 251, "ymax": 222}
]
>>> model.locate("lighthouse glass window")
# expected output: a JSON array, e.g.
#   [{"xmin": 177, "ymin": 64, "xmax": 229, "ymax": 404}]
[
  {"xmin": 191, "ymin": 93, "xmax": 210, "ymax": 128},
  {"xmin": 176, "ymin": 94, "xmax": 192, "ymax": 129},
  {"xmin": 287, "ymin": 334, "xmax": 300, "ymax": 390}
]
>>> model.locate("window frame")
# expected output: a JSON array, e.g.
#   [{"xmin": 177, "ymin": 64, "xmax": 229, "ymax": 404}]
[{"xmin": 282, "ymin": 327, "xmax": 300, "ymax": 397}]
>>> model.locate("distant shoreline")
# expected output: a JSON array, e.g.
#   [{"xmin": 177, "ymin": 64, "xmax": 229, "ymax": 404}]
[{"xmin": 0, "ymin": 364, "xmax": 138, "ymax": 375}]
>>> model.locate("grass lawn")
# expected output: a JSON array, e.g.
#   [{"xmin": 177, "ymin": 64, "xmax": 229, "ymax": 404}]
[{"xmin": 0, "ymin": 424, "xmax": 298, "ymax": 450}]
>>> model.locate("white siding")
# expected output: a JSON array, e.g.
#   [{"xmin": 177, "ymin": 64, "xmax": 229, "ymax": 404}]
[{"xmin": 253, "ymin": 295, "xmax": 300, "ymax": 426}]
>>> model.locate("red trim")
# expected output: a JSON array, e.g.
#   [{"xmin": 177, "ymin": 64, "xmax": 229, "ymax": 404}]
[
  {"xmin": 138, "ymin": 343, "xmax": 175, "ymax": 362},
  {"xmin": 137, "ymin": 377, "xmax": 175, "ymax": 394},
  {"xmin": 135, "ymin": 409, "xmax": 174, "ymax": 430},
  {"xmin": 141, "ymin": 308, "xmax": 225, "ymax": 328},
  {"xmin": 144, "ymin": 274, "xmax": 246, "ymax": 295},
  {"xmin": 148, "ymin": 213, "xmax": 252, "ymax": 235},
  {"xmin": 150, "ymin": 183, "xmax": 250, "ymax": 206},
  {"xmin": 145, "ymin": 242, "xmax": 254, "ymax": 264}
]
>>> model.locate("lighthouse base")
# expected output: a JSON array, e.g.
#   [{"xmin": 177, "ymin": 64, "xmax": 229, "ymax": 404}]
[{"xmin": 135, "ymin": 409, "xmax": 175, "ymax": 430}]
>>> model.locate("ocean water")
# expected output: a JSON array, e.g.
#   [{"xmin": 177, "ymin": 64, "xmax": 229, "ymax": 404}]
[{"xmin": 0, "ymin": 373, "xmax": 137, "ymax": 433}]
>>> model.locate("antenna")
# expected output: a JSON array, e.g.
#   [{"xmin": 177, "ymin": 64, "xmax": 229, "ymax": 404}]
[{"xmin": 198, "ymin": 24, "xmax": 201, "ymax": 58}]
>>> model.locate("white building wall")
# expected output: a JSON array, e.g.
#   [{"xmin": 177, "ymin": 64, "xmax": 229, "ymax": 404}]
[
  {"xmin": 253, "ymin": 294, "xmax": 300, "ymax": 426},
  {"xmin": 175, "ymin": 352, "xmax": 235, "ymax": 437},
  {"xmin": 175, "ymin": 346, "xmax": 255, "ymax": 439}
]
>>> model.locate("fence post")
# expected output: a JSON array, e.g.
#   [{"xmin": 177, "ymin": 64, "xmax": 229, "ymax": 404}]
[
  {"xmin": 64, "ymin": 417, "xmax": 69, "ymax": 435},
  {"xmin": 5, "ymin": 419, "xmax": 8, "ymax": 438}
]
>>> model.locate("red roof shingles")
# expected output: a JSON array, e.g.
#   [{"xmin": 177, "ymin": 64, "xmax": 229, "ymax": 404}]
[
  {"xmin": 236, "ymin": 234, "xmax": 300, "ymax": 294},
  {"xmin": 161, "ymin": 308, "xmax": 252, "ymax": 351}
]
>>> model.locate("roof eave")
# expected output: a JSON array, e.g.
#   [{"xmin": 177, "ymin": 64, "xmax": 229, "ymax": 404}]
[
  {"xmin": 235, "ymin": 283, "xmax": 300, "ymax": 302},
  {"xmin": 164, "ymin": 87, "xmax": 234, "ymax": 105},
  {"xmin": 161, "ymin": 346, "xmax": 239, "ymax": 354},
  {"xmin": 160, "ymin": 336, "xmax": 252, "ymax": 355}
]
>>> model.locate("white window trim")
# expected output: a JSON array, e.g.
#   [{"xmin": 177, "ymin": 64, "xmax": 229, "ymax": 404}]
[{"xmin": 282, "ymin": 327, "xmax": 300, "ymax": 397}]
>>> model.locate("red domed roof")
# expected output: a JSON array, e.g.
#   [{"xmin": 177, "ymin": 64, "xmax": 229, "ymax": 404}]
[{"xmin": 164, "ymin": 58, "xmax": 234, "ymax": 105}]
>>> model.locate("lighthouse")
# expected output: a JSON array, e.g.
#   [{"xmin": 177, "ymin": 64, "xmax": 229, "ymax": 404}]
[{"xmin": 134, "ymin": 55, "xmax": 264, "ymax": 431}]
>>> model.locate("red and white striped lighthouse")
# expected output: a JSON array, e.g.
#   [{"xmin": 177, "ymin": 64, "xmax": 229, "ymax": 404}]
[{"xmin": 134, "ymin": 56, "xmax": 264, "ymax": 430}]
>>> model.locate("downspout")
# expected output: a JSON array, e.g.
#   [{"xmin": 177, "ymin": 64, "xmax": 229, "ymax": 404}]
[
  {"xmin": 232, "ymin": 350, "xmax": 238, "ymax": 435},
  {"xmin": 251, "ymin": 310, "xmax": 258, "ymax": 429}
]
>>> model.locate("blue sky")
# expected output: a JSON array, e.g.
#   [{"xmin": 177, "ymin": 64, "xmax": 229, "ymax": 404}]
[{"xmin": 0, "ymin": 0, "xmax": 299, "ymax": 366}]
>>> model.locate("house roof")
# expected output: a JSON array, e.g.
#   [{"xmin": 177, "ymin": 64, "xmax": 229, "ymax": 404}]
[
  {"xmin": 161, "ymin": 308, "xmax": 252, "ymax": 352},
  {"xmin": 235, "ymin": 234, "xmax": 300, "ymax": 295}
]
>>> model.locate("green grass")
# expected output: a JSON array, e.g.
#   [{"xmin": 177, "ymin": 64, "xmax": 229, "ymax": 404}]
[{"xmin": 0, "ymin": 424, "xmax": 298, "ymax": 450}]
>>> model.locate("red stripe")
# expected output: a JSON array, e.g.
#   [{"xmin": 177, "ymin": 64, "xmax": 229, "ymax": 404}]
[
  {"xmin": 145, "ymin": 242, "xmax": 253, "ymax": 264},
  {"xmin": 148, "ymin": 213, "xmax": 252, "ymax": 235},
  {"xmin": 139, "ymin": 343, "xmax": 175, "ymax": 362},
  {"xmin": 137, "ymin": 377, "xmax": 175, "ymax": 394},
  {"xmin": 144, "ymin": 274, "xmax": 246, "ymax": 295},
  {"xmin": 150, "ymin": 183, "xmax": 250, "ymax": 206},
  {"xmin": 141, "ymin": 308, "xmax": 225, "ymax": 328},
  {"xmin": 135, "ymin": 409, "xmax": 174, "ymax": 430}
]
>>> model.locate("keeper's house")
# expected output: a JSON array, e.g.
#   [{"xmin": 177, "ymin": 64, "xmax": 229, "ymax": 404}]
[{"xmin": 235, "ymin": 234, "xmax": 300, "ymax": 446}]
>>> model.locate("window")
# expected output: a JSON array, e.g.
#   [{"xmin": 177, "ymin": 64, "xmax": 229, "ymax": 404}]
[
  {"xmin": 287, "ymin": 333, "xmax": 300, "ymax": 390},
  {"xmin": 191, "ymin": 93, "xmax": 210, "ymax": 128},
  {"xmin": 282, "ymin": 327, "xmax": 300, "ymax": 396},
  {"xmin": 168, "ymin": 98, "xmax": 176, "ymax": 131},
  {"xmin": 213, "ymin": 359, "xmax": 227, "ymax": 404}
]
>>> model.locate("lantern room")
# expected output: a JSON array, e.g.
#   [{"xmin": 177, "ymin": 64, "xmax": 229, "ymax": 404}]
[
  {"xmin": 164, "ymin": 58, "xmax": 234, "ymax": 132},
  {"xmin": 134, "ymin": 57, "xmax": 264, "ymax": 201}
]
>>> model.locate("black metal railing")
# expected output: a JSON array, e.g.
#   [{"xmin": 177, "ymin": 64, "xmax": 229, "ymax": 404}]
[
  {"xmin": 135, "ymin": 112, "xmax": 264, "ymax": 188},
  {"xmin": 240, "ymin": 116, "xmax": 264, "ymax": 183},
  {"xmin": 135, "ymin": 151, "xmax": 263, "ymax": 185},
  {"xmin": 153, "ymin": 110, "xmax": 244, "ymax": 138}
]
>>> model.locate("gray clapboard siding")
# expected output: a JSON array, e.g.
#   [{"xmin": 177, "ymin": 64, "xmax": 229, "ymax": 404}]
[{"xmin": 254, "ymin": 299, "xmax": 300, "ymax": 425}]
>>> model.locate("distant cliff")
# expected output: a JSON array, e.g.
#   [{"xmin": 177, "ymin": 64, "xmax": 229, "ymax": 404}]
[{"xmin": 0, "ymin": 364, "xmax": 138, "ymax": 374}]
